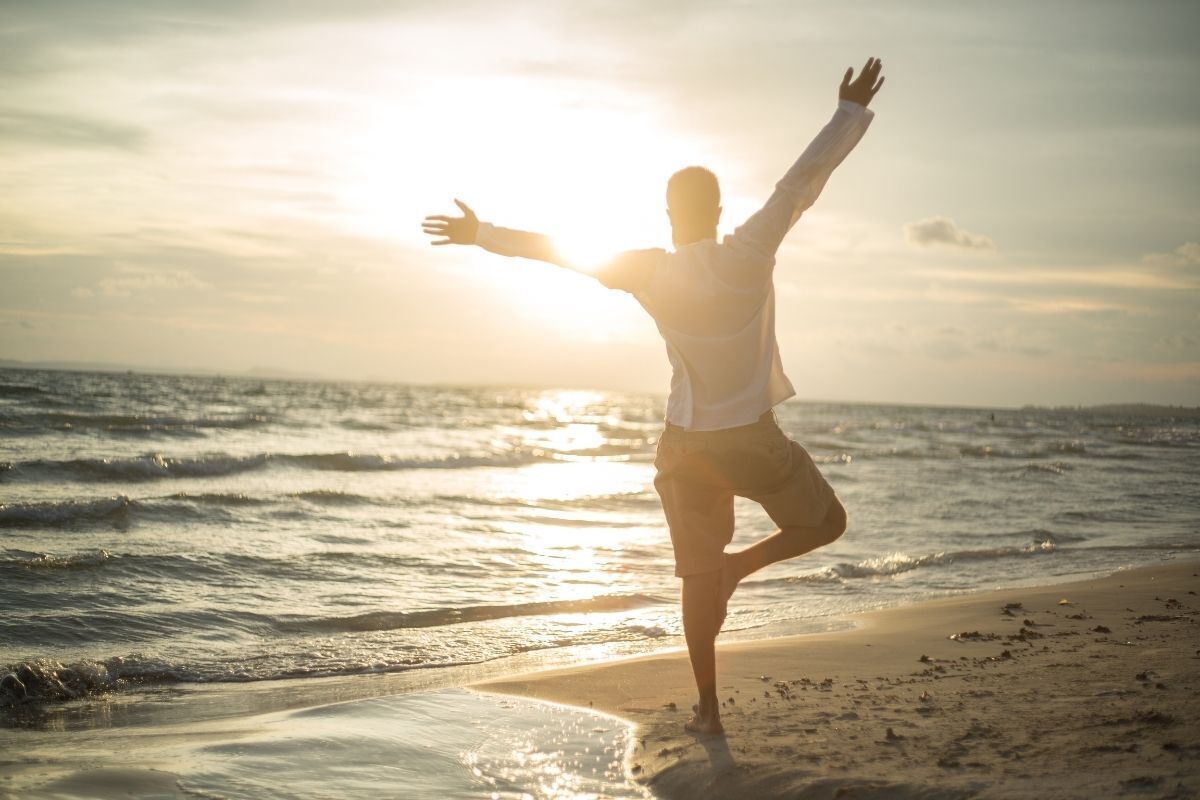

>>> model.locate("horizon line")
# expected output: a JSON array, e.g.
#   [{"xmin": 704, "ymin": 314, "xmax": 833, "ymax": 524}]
[{"xmin": 2, "ymin": 358, "xmax": 1196, "ymax": 414}]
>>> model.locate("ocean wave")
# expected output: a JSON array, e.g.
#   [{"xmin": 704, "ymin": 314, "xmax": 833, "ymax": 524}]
[
  {"xmin": 0, "ymin": 493, "xmax": 277, "ymax": 530},
  {"xmin": 0, "ymin": 450, "xmax": 547, "ymax": 483},
  {"xmin": 1026, "ymin": 528, "xmax": 1088, "ymax": 545},
  {"xmin": 435, "ymin": 490, "xmax": 659, "ymax": 512},
  {"xmin": 0, "ymin": 548, "xmax": 369, "ymax": 586},
  {"xmin": 957, "ymin": 440, "xmax": 1088, "ymax": 458},
  {"xmin": 289, "ymin": 489, "xmax": 375, "ymax": 505},
  {"xmin": 0, "ymin": 548, "xmax": 113, "ymax": 570},
  {"xmin": 1, "ymin": 660, "xmax": 120, "ymax": 707},
  {"xmin": 164, "ymin": 491, "xmax": 272, "ymax": 507},
  {"xmin": 1, "ymin": 411, "xmax": 272, "ymax": 435},
  {"xmin": 0, "ymin": 656, "xmax": 204, "ymax": 708},
  {"xmin": 336, "ymin": 418, "xmax": 395, "ymax": 432},
  {"xmin": 0, "ymin": 453, "xmax": 271, "ymax": 483},
  {"xmin": 849, "ymin": 440, "xmax": 1096, "ymax": 461},
  {"xmin": 827, "ymin": 542, "xmax": 1057, "ymax": 579},
  {"xmin": 1054, "ymin": 508, "xmax": 1142, "ymax": 524},
  {"xmin": 277, "ymin": 592, "xmax": 665, "ymax": 634},
  {"xmin": 0, "ymin": 383, "xmax": 45, "ymax": 398},
  {"xmin": 754, "ymin": 541, "xmax": 1062, "ymax": 588},
  {"xmin": 1014, "ymin": 461, "xmax": 1074, "ymax": 477},
  {"xmin": 0, "ymin": 496, "xmax": 132, "ymax": 528}
]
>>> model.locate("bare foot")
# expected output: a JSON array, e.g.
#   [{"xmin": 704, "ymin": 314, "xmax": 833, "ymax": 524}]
[
  {"xmin": 684, "ymin": 703, "xmax": 725, "ymax": 736},
  {"xmin": 717, "ymin": 554, "xmax": 740, "ymax": 631}
]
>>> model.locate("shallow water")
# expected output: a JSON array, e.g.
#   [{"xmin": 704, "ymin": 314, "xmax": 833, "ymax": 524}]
[
  {"xmin": 178, "ymin": 689, "xmax": 646, "ymax": 800},
  {"xmin": 4, "ymin": 688, "xmax": 647, "ymax": 800}
]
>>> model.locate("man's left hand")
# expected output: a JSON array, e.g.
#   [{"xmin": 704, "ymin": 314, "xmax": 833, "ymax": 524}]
[{"xmin": 839, "ymin": 57, "xmax": 885, "ymax": 107}]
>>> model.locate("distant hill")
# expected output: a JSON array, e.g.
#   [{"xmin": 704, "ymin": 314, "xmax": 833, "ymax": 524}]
[
  {"xmin": 0, "ymin": 358, "xmax": 325, "ymax": 382},
  {"xmin": 1021, "ymin": 402, "xmax": 1200, "ymax": 419},
  {"xmin": 1089, "ymin": 403, "xmax": 1200, "ymax": 418}
]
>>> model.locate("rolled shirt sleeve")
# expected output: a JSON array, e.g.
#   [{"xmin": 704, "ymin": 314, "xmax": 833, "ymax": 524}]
[
  {"xmin": 725, "ymin": 100, "xmax": 875, "ymax": 269},
  {"xmin": 474, "ymin": 221, "xmax": 662, "ymax": 295},
  {"xmin": 593, "ymin": 248, "xmax": 665, "ymax": 295},
  {"xmin": 473, "ymin": 222, "xmax": 559, "ymax": 263}
]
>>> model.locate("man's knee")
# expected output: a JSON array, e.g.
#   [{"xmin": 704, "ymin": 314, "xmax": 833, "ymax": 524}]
[
  {"xmin": 681, "ymin": 568, "xmax": 722, "ymax": 596},
  {"xmin": 819, "ymin": 498, "xmax": 847, "ymax": 544}
]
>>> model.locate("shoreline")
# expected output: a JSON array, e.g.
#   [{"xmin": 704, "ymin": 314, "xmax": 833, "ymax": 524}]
[
  {"xmin": 476, "ymin": 558, "xmax": 1200, "ymax": 799},
  {"xmin": 4, "ymin": 559, "xmax": 1198, "ymax": 798}
]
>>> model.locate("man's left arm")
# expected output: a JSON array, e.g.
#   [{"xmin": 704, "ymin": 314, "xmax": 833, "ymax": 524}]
[{"xmin": 726, "ymin": 57, "xmax": 885, "ymax": 267}]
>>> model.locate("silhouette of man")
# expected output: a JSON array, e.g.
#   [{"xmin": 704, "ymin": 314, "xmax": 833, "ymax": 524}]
[{"xmin": 424, "ymin": 58, "xmax": 884, "ymax": 735}]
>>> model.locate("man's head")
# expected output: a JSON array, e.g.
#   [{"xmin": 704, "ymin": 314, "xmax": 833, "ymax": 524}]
[{"xmin": 666, "ymin": 166, "xmax": 721, "ymax": 247}]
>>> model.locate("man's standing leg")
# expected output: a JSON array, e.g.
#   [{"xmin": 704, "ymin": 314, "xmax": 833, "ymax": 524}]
[
  {"xmin": 681, "ymin": 568, "xmax": 724, "ymax": 734},
  {"xmin": 654, "ymin": 441, "xmax": 734, "ymax": 736}
]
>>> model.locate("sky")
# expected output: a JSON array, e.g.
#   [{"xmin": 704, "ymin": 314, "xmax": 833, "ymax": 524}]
[{"xmin": 2, "ymin": 0, "xmax": 1198, "ymax": 407}]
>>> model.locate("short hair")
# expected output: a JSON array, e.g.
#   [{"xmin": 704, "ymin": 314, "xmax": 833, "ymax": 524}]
[{"xmin": 666, "ymin": 166, "xmax": 720, "ymax": 223}]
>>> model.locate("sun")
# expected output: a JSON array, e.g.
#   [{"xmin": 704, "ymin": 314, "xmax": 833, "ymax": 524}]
[{"xmin": 334, "ymin": 72, "xmax": 719, "ymax": 333}]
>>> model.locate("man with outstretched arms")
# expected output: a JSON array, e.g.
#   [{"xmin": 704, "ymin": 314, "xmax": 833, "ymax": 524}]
[{"xmin": 423, "ymin": 57, "xmax": 885, "ymax": 735}]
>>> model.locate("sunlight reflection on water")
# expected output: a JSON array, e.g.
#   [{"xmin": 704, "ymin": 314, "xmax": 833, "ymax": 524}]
[{"xmin": 179, "ymin": 689, "xmax": 650, "ymax": 800}]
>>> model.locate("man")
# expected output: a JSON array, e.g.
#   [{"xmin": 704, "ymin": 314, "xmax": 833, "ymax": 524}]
[{"xmin": 423, "ymin": 57, "xmax": 884, "ymax": 736}]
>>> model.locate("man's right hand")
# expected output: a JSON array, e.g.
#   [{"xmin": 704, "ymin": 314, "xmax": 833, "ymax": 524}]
[
  {"xmin": 838, "ymin": 57, "xmax": 885, "ymax": 108},
  {"xmin": 422, "ymin": 199, "xmax": 479, "ymax": 246}
]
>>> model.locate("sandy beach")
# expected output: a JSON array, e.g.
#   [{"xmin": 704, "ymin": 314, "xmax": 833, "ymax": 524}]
[{"xmin": 478, "ymin": 560, "xmax": 1200, "ymax": 799}]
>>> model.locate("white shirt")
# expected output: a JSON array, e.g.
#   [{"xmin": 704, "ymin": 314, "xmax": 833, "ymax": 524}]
[{"xmin": 475, "ymin": 99, "xmax": 874, "ymax": 431}]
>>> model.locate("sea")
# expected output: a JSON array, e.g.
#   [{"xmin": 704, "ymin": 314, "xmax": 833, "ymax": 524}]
[{"xmin": 2, "ymin": 367, "xmax": 1198, "ymax": 797}]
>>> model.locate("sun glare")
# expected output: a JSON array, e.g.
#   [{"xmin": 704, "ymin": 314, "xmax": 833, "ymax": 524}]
[{"xmin": 336, "ymin": 72, "xmax": 718, "ymax": 335}]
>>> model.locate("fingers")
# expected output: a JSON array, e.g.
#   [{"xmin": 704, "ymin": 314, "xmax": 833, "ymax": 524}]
[
  {"xmin": 424, "ymin": 215, "xmax": 452, "ymax": 223},
  {"xmin": 871, "ymin": 75, "xmax": 885, "ymax": 96},
  {"xmin": 854, "ymin": 57, "xmax": 881, "ymax": 86},
  {"xmin": 431, "ymin": 239, "xmax": 451, "ymax": 246},
  {"xmin": 840, "ymin": 67, "xmax": 853, "ymax": 89}
]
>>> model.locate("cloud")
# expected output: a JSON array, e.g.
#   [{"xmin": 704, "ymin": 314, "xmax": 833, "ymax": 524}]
[
  {"xmin": 1142, "ymin": 242, "xmax": 1200, "ymax": 270},
  {"xmin": 904, "ymin": 216, "xmax": 995, "ymax": 251},
  {"xmin": 96, "ymin": 265, "xmax": 208, "ymax": 297},
  {"xmin": 0, "ymin": 108, "xmax": 147, "ymax": 152}
]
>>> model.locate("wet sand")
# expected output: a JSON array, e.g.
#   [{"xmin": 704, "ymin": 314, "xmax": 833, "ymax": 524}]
[
  {"xmin": 477, "ymin": 560, "xmax": 1200, "ymax": 799},
  {"xmin": 3, "ymin": 689, "xmax": 647, "ymax": 799}
]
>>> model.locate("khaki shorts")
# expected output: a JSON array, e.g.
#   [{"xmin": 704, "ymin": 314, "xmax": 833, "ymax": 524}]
[{"xmin": 653, "ymin": 411, "xmax": 837, "ymax": 577}]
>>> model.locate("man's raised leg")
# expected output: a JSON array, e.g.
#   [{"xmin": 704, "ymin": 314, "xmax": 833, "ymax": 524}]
[
  {"xmin": 681, "ymin": 568, "xmax": 724, "ymax": 735},
  {"xmin": 722, "ymin": 498, "xmax": 847, "ymax": 611}
]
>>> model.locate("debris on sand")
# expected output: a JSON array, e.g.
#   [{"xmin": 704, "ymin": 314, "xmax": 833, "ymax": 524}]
[{"xmin": 1007, "ymin": 627, "xmax": 1044, "ymax": 642}]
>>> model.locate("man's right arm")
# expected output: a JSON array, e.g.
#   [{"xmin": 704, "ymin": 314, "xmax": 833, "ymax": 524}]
[
  {"xmin": 474, "ymin": 222, "xmax": 664, "ymax": 295},
  {"xmin": 422, "ymin": 203, "xmax": 663, "ymax": 295},
  {"xmin": 727, "ymin": 58, "xmax": 884, "ymax": 268}
]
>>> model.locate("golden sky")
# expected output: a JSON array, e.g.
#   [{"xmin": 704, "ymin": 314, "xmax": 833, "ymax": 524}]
[{"xmin": 2, "ymin": 1, "xmax": 1198, "ymax": 406}]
